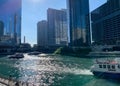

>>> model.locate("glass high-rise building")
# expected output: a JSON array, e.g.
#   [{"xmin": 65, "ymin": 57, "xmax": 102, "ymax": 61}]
[
  {"xmin": 91, "ymin": 0, "xmax": 120, "ymax": 45},
  {"xmin": 0, "ymin": 21, "xmax": 4, "ymax": 38},
  {"xmin": 0, "ymin": 0, "xmax": 21, "ymax": 44},
  {"xmin": 37, "ymin": 20, "xmax": 48, "ymax": 46},
  {"xmin": 47, "ymin": 8, "xmax": 68, "ymax": 46},
  {"xmin": 67, "ymin": 0, "xmax": 90, "ymax": 46}
]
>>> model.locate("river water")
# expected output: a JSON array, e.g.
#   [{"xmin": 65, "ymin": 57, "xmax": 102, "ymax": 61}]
[{"xmin": 0, "ymin": 54, "xmax": 120, "ymax": 86}]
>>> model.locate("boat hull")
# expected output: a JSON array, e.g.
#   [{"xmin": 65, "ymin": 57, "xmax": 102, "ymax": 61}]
[
  {"xmin": 8, "ymin": 53, "xmax": 24, "ymax": 59},
  {"xmin": 9, "ymin": 56, "xmax": 24, "ymax": 59},
  {"xmin": 93, "ymin": 71, "xmax": 120, "ymax": 79}
]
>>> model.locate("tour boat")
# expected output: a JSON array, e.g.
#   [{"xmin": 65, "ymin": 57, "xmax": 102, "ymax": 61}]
[
  {"xmin": 8, "ymin": 53, "xmax": 24, "ymax": 59},
  {"xmin": 91, "ymin": 59, "xmax": 120, "ymax": 79}
]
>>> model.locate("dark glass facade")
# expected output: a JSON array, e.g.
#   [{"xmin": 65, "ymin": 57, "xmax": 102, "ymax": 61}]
[
  {"xmin": 67, "ymin": 0, "xmax": 90, "ymax": 46},
  {"xmin": 91, "ymin": 0, "xmax": 120, "ymax": 45},
  {"xmin": 0, "ymin": 0, "xmax": 21, "ymax": 44},
  {"xmin": 0, "ymin": 21, "xmax": 4, "ymax": 38}
]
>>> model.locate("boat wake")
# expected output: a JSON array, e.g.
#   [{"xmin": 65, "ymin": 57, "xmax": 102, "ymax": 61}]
[
  {"xmin": 15, "ymin": 54, "xmax": 93, "ymax": 76},
  {"xmin": 62, "ymin": 68, "xmax": 93, "ymax": 75}
]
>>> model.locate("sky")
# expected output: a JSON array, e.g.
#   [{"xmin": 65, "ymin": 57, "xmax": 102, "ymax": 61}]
[
  {"xmin": 22, "ymin": 0, "xmax": 107, "ymax": 45},
  {"xmin": 0, "ymin": 0, "xmax": 21, "ymax": 16}
]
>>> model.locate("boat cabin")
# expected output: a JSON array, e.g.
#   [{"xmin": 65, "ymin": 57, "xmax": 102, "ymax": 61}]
[{"xmin": 92, "ymin": 60, "xmax": 120, "ymax": 72}]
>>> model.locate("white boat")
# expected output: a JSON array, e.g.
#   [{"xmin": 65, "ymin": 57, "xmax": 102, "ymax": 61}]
[
  {"xmin": 8, "ymin": 53, "xmax": 24, "ymax": 59},
  {"xmin": 38, "ymin": 53, "xmax": 47, "ymax": 57},
  {"xmin": 38, "ymin": 53, "xmax": 55, "ymax": 57},
  {"xmin": 91, "ymin": 59, "xmax": 120, "ymax": 79}
]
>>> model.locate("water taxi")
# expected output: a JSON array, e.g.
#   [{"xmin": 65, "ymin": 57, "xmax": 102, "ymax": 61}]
[
  {"xmin": 8, "ymin": 53, "xmax": 24, "ymax": 59},
  {"xmin": 91, "ymin": 59, "xmax": 120, "ymax": 79}
]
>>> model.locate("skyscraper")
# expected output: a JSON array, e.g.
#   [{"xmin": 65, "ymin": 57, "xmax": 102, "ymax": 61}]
[
  {"xmin": 0, "ymin": 21, "xmax": 4, "ymax": 38},
  {"xmin": 91, "ymin": 0, "xmax": 120, "ymax": 45},
  {"xmin": 0, "ymin": 0, "xmax": 21, "ymax": 44},
  {"xmin": 47, "ymin": 8, "xmax": 68, "ymax": 46},
  {"xmin": 67, "ymin": 0, "xmax": 90, "ymax": 46},
  {"xmin": 37, "ymin": 20, "xmax": 48, "ymax": 46}
]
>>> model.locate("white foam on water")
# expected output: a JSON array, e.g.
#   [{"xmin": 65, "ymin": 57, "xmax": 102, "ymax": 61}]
[
  {"xmin": 62, "ymin": 67, "xmax": 93, "ymax": 75},
  {"xmin": 23, "ymin": 54, "xmax": 54, "ymax": 60},
  {"xmin": 17, "ymin": 54, "xmax": 93, "ymax": 76}
]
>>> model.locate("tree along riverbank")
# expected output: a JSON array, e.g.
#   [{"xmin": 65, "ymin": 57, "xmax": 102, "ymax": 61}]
[{"xmin": 54, "ymin": 46, "xmax": 92, "ymax": 57}]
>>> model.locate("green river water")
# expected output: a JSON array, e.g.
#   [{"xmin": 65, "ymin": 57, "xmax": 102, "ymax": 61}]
[{"xmin": 0, "ymin": 54, "xmax": 120, "ymax": 86}]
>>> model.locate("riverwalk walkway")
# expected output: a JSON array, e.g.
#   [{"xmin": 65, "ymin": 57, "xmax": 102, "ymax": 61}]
[{"xmin": 0, "ymin": 76, "xmax": 36, "ymax": 86}]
